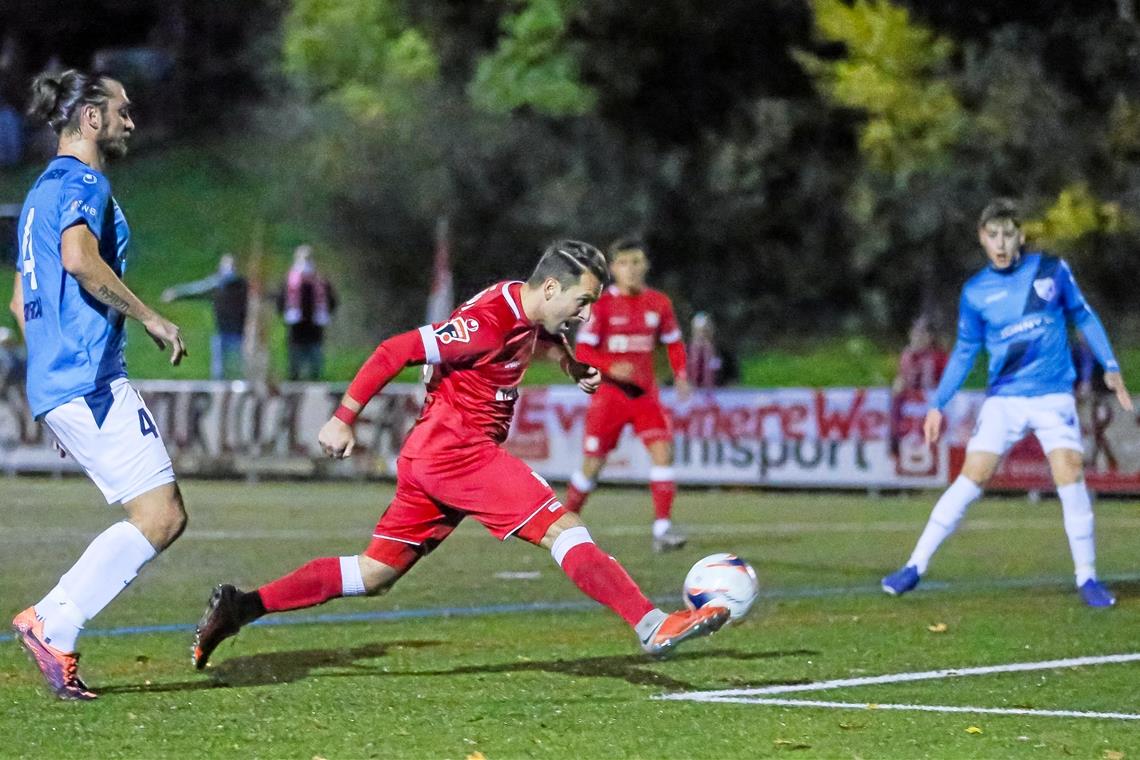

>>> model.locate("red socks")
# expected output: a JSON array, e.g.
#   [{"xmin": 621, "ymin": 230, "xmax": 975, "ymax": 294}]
[
  {"xmin": 650, "ymin": 480, "xmax": 676, "ymax": 520},
  {"xmin": 559, "ymin": 542, "xmax": 654, "ymax": 626},
  {"xmin": 258, "ymin": 557, "xmax": 343, "ymax": 612},
  {"xmin": 564, "ymin": 484, "xmax": 589, "ymax": 514}
]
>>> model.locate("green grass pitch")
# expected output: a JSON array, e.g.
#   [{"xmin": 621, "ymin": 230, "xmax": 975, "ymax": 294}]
[{"xmin": 2, "ymin": 478, "xmax": 1139, "ymax": 758}]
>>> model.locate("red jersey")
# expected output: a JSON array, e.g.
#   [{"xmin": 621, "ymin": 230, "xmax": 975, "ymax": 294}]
[
  {"xmin": 896, "ymin": 346, "xmax": 949, "ymax": 393},
  {"xmin": 575, "ymin": 285, "xmax": 686, "ymax": 394},
  {"xmin": 345, "ymin": 281, "xmax": 551, "ymax": 457}
]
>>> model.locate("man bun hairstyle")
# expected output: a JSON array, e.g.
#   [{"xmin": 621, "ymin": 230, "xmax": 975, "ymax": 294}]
[
  {"xmin": 978, "ymin": 198, "xmax": 1021, "ymax": 229},
  {"xmin": 528, "ymin": 240, "xmax": 610, "ymax": 288},
  {"xmin": 607, "ymin": 235, "xmax": 647, "ymax": 261},
  {"xmin": 27, "ymin": 69, "xmax": 115, "ymax": 135}
]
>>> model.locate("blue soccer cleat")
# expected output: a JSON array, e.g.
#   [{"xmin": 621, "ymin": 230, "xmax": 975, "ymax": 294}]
[
  {"xmin": 881, "ymin": 565, "xmax": 921, "ymax": 597},
  {"xmin": 1078, "ymin": 579, "xmax": 1116, "ymax": 608}
]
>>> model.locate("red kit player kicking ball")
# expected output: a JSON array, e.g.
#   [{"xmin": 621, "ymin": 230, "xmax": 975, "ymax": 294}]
[
  {"xmin": 564, "ymin": 237, "xmax": 691, "ymax": 552},
  {"xmin": 192, "ymin": 241, "xmax": 729, "ymax": 668}
]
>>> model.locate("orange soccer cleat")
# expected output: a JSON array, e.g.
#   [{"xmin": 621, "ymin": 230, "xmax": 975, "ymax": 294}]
[
  {"xmin": 640, "ymin": 605, "xmax": 730, "ymax": 657},
  {"xmin": 11, "ymin": 607, "xmax": 97, "ymax": 700}
]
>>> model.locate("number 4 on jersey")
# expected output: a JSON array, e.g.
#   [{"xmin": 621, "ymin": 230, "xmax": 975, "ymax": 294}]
[{"xmin": 138, "ymin": 408, "xmax": 158, "ymax": 438}]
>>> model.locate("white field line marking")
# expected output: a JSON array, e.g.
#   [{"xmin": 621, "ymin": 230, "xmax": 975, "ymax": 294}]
[
  {"xmin": 6, "ymin": 516, "xmax": 1140, "ymax": 543},
  {"xmin": 689, "ymin": 697, "xmax": 1140, "ymax": 721},
  {"xmin": 659, "ymin": 652, "xmax": 1140, "ymax": 700}
]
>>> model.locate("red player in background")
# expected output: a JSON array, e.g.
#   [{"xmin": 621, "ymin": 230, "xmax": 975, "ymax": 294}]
[
  {"xmin": 890, "ymin": 316, "xmax": 949, "ymax": 459},
  {"xmin": 564, "ymin": 238, "xmax": 692, "ymax": 552},
  {"xmin": 193, "ymin": 241, "xmax": 729, "ymax": 668}
]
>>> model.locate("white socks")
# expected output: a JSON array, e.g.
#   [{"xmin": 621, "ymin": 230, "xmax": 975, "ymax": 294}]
[
  {"xmin": 635, "ymin": 608, "xmax": 667, "ymax": 644},
  {"xmin": 908, "ymin": 476, "xmax": 983, "ymax": 575},
  {"xmin": 570, "ymin": 470, "xmax": 595, "ymax": 494},
  {"xmin": 1058, "ymin": 482, "xmax": 1097, "ymax": 586},
  {"xmin": 550, "ymin": 526, "xmax": 594, "ymax": 566},
  {"xmin": 34, "ymin": 521, "xmax": 157, "ymax": 653},
  {"xmin": 652, "ymin": 519, "xmax": 672, "ymax": 539},
  {"xmin": 340, "ymin": 556, "xmax": 367, "ymax": 596}
]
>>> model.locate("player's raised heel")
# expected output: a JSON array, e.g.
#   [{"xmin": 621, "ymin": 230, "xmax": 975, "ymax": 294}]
[
  {"xmin": 12, "ymin": 606, "xmax": 97, "ymax": 700},
  {"xmin": 193, "ymin": 584, "xmax": 247, "ymax": 669},
  {"xmin": 881, "ymin": 565, "xmax": 920, "ymax": 596},
  {"xmin": 652, "ymin": 526, "xmax": 688, "ymax": 554},
  {"xmin": 1078, "ymin": 579, "xmax": 1116, "ymax": 608},
  {"xmin": 641, "ymin": 606, "xmax": 730, "ymax": 657}
]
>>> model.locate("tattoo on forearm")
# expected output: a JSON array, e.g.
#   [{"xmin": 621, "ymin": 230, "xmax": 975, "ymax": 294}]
[{"xmin": 96, "ymin": 285, "xmax": 132, "ymax": 315}]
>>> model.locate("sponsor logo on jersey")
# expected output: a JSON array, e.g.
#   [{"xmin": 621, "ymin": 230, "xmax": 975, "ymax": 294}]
[
  {"xmin": 71, "ymin": 199, "xmax": 98, "ymax": 217},
  {"xmin": 999, "ymin": 315, "xmax": 1051, "ymax": 340},
  {"xmin": 984, "ymin": 289, "xmax": 1008, "ymax": 304},
  {"xmin": 82, "ymin": 173, "xmax": 97, "ymax": 185},
  {"xmin": 644, "ymin": 311, "xmax": 660, "ymax": 328},
  {"xmin": 435, "ymin": 317, "xmax": 479, "ymax": 344},
  {"xmin": 1033, "ymin": 277, "xmax": 1056, "ymax": 302}
]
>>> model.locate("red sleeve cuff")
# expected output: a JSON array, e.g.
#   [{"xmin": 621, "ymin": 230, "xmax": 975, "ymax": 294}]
[{"xmin": 334, "ymin": 405, "xmax": 358, "ymax": 426}]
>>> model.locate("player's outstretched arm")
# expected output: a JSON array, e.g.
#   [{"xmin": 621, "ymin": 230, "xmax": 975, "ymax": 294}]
[{"xmin": 61, "ymin": 225, "xmax": 186, "ymax": 365}]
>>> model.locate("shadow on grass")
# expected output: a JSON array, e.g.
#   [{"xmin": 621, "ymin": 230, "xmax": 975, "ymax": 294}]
[
  {"xmin": 392, "ymin": 647, "xmax": 820, "ymax": 692},
  {"xmin": 101, "ymin": 643, "xmax": 817, "ymax": 695},
  {"xmin": 99, "ymin": 640, "xmax": 442, "ymax": 695}
]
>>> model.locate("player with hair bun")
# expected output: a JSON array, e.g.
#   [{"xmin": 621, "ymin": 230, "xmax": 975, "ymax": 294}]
[{"xmin": 11, "ymin": 68, "xmax": 188, "ymax": 700}]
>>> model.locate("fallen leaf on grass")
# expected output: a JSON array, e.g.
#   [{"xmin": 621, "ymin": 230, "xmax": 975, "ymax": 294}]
[
  {"xmin": 965, "ymin": 726, "xmax": 983, "ymax": 735},
  {"xmin": 1103, "ymin": 751, "xmax": 1124, "ymax": 760},
  {"xmin": 927, "ymin": 622, "xmax": 948, "ymax": 633},
  {"xmin": 466, "ymin": 753, "xmax": 488, "ymax": 760},
  {"xmin": 773, "ymin": 739, "xmax": 812, "ymax": 750}
]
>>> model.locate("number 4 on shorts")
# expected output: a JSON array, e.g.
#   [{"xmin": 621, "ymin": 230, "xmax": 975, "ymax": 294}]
[{"xmin": 138, "ymin": 408, "xmax": 158, "ymax": 438}]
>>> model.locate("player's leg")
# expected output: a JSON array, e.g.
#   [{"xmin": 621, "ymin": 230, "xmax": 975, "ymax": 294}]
[
  {"xmin": 565, "ymin": 454, "xmax": 606, "ymax": 513},
  {"xmin": 442, "ymin": 446, "xmax": 729, "ymax": 656},
  {"xmin": 566, "ymin": 387, "xmax": 626, "ymax": 513},
  {"xmin": 645, "ymin": 438, "xmax": 684, "ymax": 552},
  {"xmin": 635, "ymin": 393, "xmax": 683, "ymax": 552},
  {"xmin": 1033, "ymin": 394, "xmax": 1113, "ymax": 606},
  {"xmin": 13, "ymin": 381, "xmax": 178, "ymax": 699},
  {"xmin": 193, "ymin": 466, "xmax": 453, "ymax": 668},
  {"xmin": 883, "ymin": 397, "xmax": 1015, "ymax": 596},
  {"xmin": 192, "ymin": 554, "xmax": 410, "ymax": 670},
  {"xmin": 537, "ymin": 512, "xmax": 727, "ymax": 655}
]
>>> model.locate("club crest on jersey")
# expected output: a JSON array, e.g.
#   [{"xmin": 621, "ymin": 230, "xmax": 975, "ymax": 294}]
[
  {"xmin": 435, "ymin": 317, "xmax": 479, "ymax": 344},
  {"xmin": 1033, "ymin": 277, "xmax": 1056, "ymax": 302},
  {"xmin": 644, "ymin": 311, "xmax": 660, "ymax": 328}
]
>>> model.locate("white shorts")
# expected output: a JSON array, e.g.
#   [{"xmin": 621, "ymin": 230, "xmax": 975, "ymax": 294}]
[
  {"xmin": 44, "ymin": 378, "xmax": 175, "ymax": 504},
  {"xmin": 967, "ymin": 393, "xmax": 1083, "ymax": 456}
]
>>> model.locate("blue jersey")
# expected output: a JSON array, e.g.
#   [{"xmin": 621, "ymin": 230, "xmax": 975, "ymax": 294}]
[
  {"xmin": 16, "ymin": 155, "xmax": 130, "ymax": 418},
  {"xmin": 931, "ymin": 251, "xmax": 1119, "ymax": 410}
]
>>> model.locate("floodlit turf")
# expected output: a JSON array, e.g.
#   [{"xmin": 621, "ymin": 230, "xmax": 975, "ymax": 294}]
[{"xmin": 2, "ymin": 477, "xmax": 1139, "ymax": 758}]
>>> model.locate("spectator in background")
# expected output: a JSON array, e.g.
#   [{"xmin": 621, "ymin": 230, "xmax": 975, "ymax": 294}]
[
  {"xmin": 277, "ymin": 244, "xmax": 337, "ymax": 381},
  {"xmin": 0, "ymin": 75, "xmax": 23, "ymax": 167},
  {"xmin": 890, "ymin": 316, "xmax": 948, "ymax": 458},
  {"xmin": 162, "ymin": 253, "xmax": 248, "ymax": 380},
  {"xmin": 687, "ymin": 311, "xmax": 738, "ymax": 389}
]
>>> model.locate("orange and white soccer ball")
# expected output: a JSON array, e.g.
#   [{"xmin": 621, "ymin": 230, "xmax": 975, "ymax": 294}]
[{"xmin": 682, "ymin": 553, "xmax": 759, "ymax": 623}]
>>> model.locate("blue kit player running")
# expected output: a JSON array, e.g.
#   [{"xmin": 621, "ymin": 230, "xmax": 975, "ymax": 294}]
[
  {"xmin": 882, "ymin": 199, "xmax": 1133, "ymax": 607},
  {"xmin": 10, "ymin": 69, "xmax": 189, "ymax": 700}
]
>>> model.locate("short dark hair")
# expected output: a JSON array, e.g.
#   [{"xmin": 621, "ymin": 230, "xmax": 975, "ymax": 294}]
[
  {"xmin": 527, "ymin": 240, "xmax": 609, "ymax": 288},
  {"xmin": 607, "ymin": 235, "xmax": 647, "ymax": 261},
  {"xmin": 27, "ymin": 69, "xmax": 116, "ymax": 136},
  {"xmin": 978, "ymin": 198, "xmax": 1021, "ymax": 228}
]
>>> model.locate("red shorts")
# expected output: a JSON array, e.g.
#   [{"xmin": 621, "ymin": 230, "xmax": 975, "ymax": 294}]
[
  {"xmin": 365, "ymin": 443, "xmax": 566, "ymax": 568},
  {"xmin": 582, "ymin": 383, "xmax": 672, "ymax": 456}
]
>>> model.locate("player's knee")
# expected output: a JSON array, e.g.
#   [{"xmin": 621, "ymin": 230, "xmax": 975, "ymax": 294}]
[{"xmin": 358, "ymin": 555, "xmax": 403, "ymax": 596}]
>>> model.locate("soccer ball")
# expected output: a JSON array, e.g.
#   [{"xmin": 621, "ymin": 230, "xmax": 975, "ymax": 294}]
[{"xmin": 683, "ymin": 553, "xmax": 759, "ymax": 623}]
